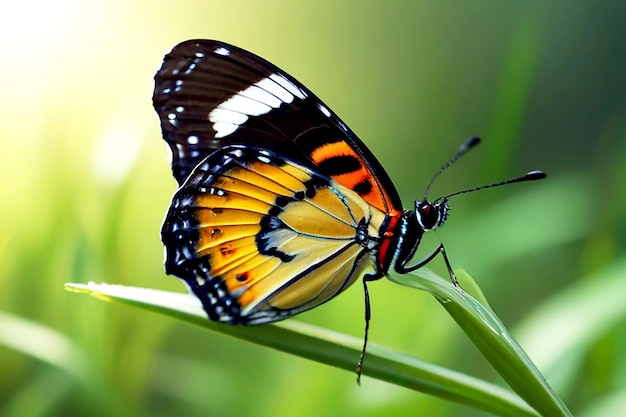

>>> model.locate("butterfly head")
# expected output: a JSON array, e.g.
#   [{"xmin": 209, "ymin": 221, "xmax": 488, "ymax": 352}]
[{"xmin": 414, "ymin": 199, "xmax": 448, "ymax": 231}]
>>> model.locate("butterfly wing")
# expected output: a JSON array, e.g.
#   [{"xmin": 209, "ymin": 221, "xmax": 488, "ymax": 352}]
[
  {"xmin": 153, "ymin": 39, "xmax": 402, "ymax": 214},
  {"xmin": 163, "ymin": 146, "xmax": 387, "ymax": 324}
]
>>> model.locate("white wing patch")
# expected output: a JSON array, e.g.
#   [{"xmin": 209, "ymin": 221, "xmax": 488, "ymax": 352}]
[
  {"xmin": 317, "ymin": 103, "xmax": 331, "ymax": 118},
  {"xmin": 269, "ymin": 73, "xmax": 306, "ymax": 100},
  {"xmin": 214, "ymin": 46, "xmax": 230, "ymax": 56},
  {"xmin": 208, "ymin": 73, "xmax": 308, "ymax": 138}
]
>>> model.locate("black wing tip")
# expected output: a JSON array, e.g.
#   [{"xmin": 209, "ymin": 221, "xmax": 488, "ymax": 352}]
[{"xmin": 166, "ymin": 39, "xmax": 241, "ymax": 57}]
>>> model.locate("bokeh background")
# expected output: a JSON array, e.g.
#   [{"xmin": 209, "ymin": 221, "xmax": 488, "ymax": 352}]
[{"xmin": 2, "ymin": 1, "xmax": 625, "ymax": 416}]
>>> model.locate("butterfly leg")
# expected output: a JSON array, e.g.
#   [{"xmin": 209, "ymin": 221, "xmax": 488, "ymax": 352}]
[
  {"xmin": 396, "ymin": 243, "xmax": 459, "ymax": 286},
  {"xmin": 356, "ymin": 271, "xmax": 384, "ymax": 385}
]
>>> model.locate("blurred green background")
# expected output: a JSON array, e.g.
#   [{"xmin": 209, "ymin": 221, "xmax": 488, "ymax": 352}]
[{"xmin": 1, "ymin": 1, "xmax": 625, "ymax": 416}]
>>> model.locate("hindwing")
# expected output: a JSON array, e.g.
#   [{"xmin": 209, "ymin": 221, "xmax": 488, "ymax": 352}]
[{"xmin": 162, "ymin": 146, "xmax": 387, "ymax": 324}]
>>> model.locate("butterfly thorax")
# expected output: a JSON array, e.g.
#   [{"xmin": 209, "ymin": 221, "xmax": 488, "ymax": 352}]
[
  {"xmin": 375, "ymin": 199, "xmax": 448, "ymax": 276},
  {"xmin": 371, "ymin": 211, "xmax": 414, "ymax": 275}
]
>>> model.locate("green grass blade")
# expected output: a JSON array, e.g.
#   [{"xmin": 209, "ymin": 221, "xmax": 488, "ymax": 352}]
[
  {"xmin": 387, "ymin": 269, "xmax": 572, "ymax": 417},
  {"xmin": 0, "ymin": 311, "xmax": 85, "ymax": 377},
  {"xmin": 514, "ymin": 259, "xmax": 626, "ymax": 391},
  {"xmin": 65, "ymin": 282, "xmax": 538, "ymax": 417},
  {"xmin": 0, "ymin": 311, "xmax": 126, "ymax": 416}
]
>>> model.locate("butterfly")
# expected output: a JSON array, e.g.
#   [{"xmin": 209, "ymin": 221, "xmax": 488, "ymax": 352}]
[{"xmin": 152, "ymin": 39, "xmax": 545, "ymax": 381}]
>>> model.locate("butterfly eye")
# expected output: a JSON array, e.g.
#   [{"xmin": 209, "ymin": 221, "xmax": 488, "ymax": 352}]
[{"xmin": 415, "ymin": 201, "xmax": 446, "ymax": 231}]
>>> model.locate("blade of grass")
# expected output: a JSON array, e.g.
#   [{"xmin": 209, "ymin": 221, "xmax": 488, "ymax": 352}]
[
  {"xmin": 65, "ymin": 281, "xmax": 538, "ymax": 417},
  {"xmin": 513, "ymin": 259, "xmax": 626, "ymax": 390},
  {"xmin": 387, "ymin": 269, "xmax": 572, "ymax": 417},
  {"xmin": 0, "ymin": 311, "xmax": 126, "ymax": 415}
]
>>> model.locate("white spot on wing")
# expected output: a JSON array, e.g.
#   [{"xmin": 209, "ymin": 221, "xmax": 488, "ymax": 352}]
[
  {"xmin": 270, "ymin": 73, "xmax": 306, "ymax": 100},
  {"xmin": 187, "ymin": 135, "xmax": 199, "ymax": 144},
  {"xmin": 185, "ymin": 63, "xmax": 196, "ymax": 74},
  {"xmin": 175, "ymin": 143, "xmax": 185, "ymax": 157},
  {"xmin": 317, "ymin": 103, "xmax": 331, "ymax": 118},
  {"xmin": 213, "ymin": 122, "xmax": 238, "ymax": 138},
  {"xmin": 218, "ymin": 94, "xmax": 272, "ymax": 116},
  {"xmin": 240, "ymin": 85, "xmax": 283, "ymax": 108},
  {"xmin": 208, "ymin": 72, "xmax": 306, "ymax": 138},
  {"xmin": 209, "ymin": 108, "xmax": 249, "ymax": 125},
  {"xmin": 255, "ymin": 77, "xmax": 294, "ymax": 103},
  {"xmin": 214, "ymin": 46, "xmax": 230, "ymax": 56}
]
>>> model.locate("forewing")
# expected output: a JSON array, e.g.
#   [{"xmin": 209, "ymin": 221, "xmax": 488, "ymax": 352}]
[{"xmin": 153, "ymin": 39, "xmax": 402, "ymax": 214}]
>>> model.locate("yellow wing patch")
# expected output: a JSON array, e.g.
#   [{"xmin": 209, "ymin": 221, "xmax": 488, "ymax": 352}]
[
  {"xmin": 165, "ymin": 146, "xmax": 387, "ymax": 323},
  {"xmin": 261, "ymin": 242, "xmax": 369, "ymax": 310}
]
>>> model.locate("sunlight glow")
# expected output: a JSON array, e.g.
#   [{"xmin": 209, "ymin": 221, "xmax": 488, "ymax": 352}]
[{"xmin": 92, "ymin": 119, "xmax": 144, "ymax": 185}]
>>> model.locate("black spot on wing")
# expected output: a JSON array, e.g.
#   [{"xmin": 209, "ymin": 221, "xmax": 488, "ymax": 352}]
[
  {"xmin": 257, "ymin": 215, "xmax": 296, "ymax": 262},
  {"xmin": 275, "ymin": 195, "xmax": 292, "ymax": 208},
  {"xmin": 353, "ymin": 179, "xmax": 373, "ymax": 195},
  {"xmin": 303, "ymin": 179, "xmax": 320, "ymax": 198},
  {"xmin": 317, "ymin": 155, "xmax": 362, "ymax": 176}
]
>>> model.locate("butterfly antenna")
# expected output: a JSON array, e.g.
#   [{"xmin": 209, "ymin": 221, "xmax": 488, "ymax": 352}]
[
  {"xmin": 423, "ymin": 136, "xmax": 481, "ymax": 200},
  {"xmin": 437, "ymin": 170, "xmax": 547, "ymax": 202}
]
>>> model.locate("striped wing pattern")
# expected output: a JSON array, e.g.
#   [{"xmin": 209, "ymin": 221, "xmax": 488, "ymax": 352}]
[{"xmin": 162, "ymin": 146, "xmax": 387, "ymax": 324}]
